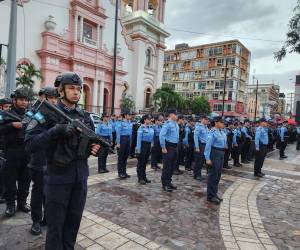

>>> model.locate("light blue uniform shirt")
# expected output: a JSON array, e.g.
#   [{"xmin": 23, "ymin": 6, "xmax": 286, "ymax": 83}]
[
  {"xmin": 110, "ymin": 119, "xmax": 116, "ymax": 133},
  {"xmin": 194, "ymin": 122, "xmax": 209, "ymax": 149},
  {"xmin": 241, "ymin": 126, "xmax": 252, "ymax": 139},
  {"xmin": 96, "ymin": 122, "xmax": 113, "ymax": 141},
  {"xmin": 183, "ymin": 125, "xmax": 192, "ymax": 145},
  {"xmin": 255, "ymin": 126, "xmax": 269, "ymax": 150},
  {"xmin": 297, "ymin": 127, "xmax": 300, "ymax": 134},
  {"xmin": 115, "ymin": 119, "xmax": 133, "ymax": 145},
  {"xmin": 136, "ymin": 125, "xmax": 154, "ymax": 153},
  {"xmin": 153, "ymin": 124, "xmax": 162, "ymax": 137},
  {"xmin": 204, "ymin": 128, "xmax": 227, "ymax": 161},
  {"xmin": 159, "ymin": 120, "xmax": 179, "ymax": 149},
  {"xmin": 279, "ymin": 126, "xmax": 288, "ymax": 142},
  {"xmin": 232, "ymin": 128, "xmax": 242, "ymax": 146}
]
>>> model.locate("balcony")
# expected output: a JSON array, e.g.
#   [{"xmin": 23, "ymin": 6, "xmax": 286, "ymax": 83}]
[{"xmin": 83, "ymin": 37, "xmax": 97, "ymax": 49}]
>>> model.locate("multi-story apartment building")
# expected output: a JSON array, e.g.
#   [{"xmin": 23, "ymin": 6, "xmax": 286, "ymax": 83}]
[
  {"xmin": 247, "ymin": 83, "xmax": 280, "ymax": 120},
  {"xmin": 163, "ymin": 40, "xmax": 251, "ymax": 117}
]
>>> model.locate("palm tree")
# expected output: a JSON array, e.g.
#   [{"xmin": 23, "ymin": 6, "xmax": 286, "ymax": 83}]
[{"xmin": 16, "ymin": 63, "xmax": 42, "ymax": 100}]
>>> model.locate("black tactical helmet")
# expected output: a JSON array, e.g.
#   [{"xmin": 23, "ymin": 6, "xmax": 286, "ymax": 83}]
[
  {"xmin": 11, "ymin": 88, "xmax": 30, "ymax": 99},
  {"xmin": 58, "ymin": 72, "xmax": 82, "ymax": 88},
  {"xmin": 54, "ymin": 74, "xmax": 62, "ymax": 88},
  {"xmin": 38, "ymin": 88, "xmax": 45, "ymax": 96},
  {"xmin": 0, "ymin": 98, "xmax": 12, "ymax": 105},
  {"xmin": 43, "ymin": 87, "xmax": 59, "ymax": 97}
]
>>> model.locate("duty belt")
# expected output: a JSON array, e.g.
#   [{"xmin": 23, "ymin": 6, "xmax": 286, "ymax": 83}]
[{"xmin": 212, "ymin": 146, "xmax": 225, "ymax": 152}]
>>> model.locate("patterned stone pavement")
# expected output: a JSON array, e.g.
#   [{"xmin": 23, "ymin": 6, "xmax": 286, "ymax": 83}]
[{"xmin": 0, "ymin": 144, "xmax": 299, "ymax": 250}]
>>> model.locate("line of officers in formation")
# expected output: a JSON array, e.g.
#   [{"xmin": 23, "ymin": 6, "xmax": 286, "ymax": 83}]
[{"xmin": 0, "ymin": 72, "xmax": 299, "ymax": 250}]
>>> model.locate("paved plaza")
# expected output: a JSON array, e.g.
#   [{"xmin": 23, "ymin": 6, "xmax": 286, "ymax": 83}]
[{"xmin": 0, "ymin": 145, "xmax": 300, "ymax": 250}]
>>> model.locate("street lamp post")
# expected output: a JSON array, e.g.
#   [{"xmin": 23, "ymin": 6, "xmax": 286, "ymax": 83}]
[
  {"xmin": 111, "ymin": 0, "xmax": 119, "ymax": 115},
  {"xmin": 254, "ymin": 79, "xmax": 259, "ymax": 121},
  {"xmin": 221, "ymin": 59, "xmax": 228, "ymax": 117}
]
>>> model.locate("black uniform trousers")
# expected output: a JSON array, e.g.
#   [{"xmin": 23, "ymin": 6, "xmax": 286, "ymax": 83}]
[
  {"xmin": 174, "ymin": 141, "xmax": 184, "ymax": 170},
  {"xmin": 297, "ymin": 134, "xmax": 300, "ymax": 150},
  {"xmin": 185, "ymin": 144, "xmax": 194, "ymax": 170},
  {"xmin": 254, "ymin": 144, "xmax": 268, "ymax": 175},
  {"xmin": 161, "ymin": 141, "xmax": 177, "ymax": 186},
  {"xmin": 29, "ymin": 169, "xmax": 45, "ymax": 223},
  {"xmin": 279, "ymin": 141, "xmax": 287, "ymax": 157},
  {"xmin": 3, "ymin": 147, "xmax": 30, "ymax": 206},
  {"xmin": 194, "ymin": 143, "xmax": 205, "ymax": 177},
  {"xmin": 45, "ymin": 179, "xmax": 87, "ymax": 250},
  {"xmin": 241, "ymin": 139, "xmax": 250, "ymax": 162},
  {"xmin": 112, "ymin": 131, "xmax": 116, "ymax": 150},
  {"xmin": 151, "ymin": 136, "xmax": 162, "ymax": 168},
  {"xmin": 207, "ymin": 148, "xmax": 224, "ymax": 199},
  {"xmin": 224, "ymin": 146, "xmax": 232, "ymax": 167},
  {"xmin": 0, "ymin": 153, "xmax": 5, "ymax": 198},
  {"xmin": 98, "ymin": 136, "xmax": 110, "ymax": 171},
  {"xmin": 117, "ymin": 136, "xmax": 130, "ymax": 176},
  {"xmin": 232, "ymin": 144, "xmax": 241, "ymax": 166},
  {"xmin": 137, "ymin": 141, "xmax": 151, "ymax": 181}
]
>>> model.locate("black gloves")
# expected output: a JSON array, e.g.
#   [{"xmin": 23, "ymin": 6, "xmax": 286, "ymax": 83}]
[{"xmin": 49, "ymin": 123, "xmax": 78, "ymax": 137}]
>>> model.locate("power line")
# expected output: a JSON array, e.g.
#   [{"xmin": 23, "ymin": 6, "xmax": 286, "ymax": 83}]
[{"xmin": 30, "ymin": 0, "xmax": 285, "ymax": 44}]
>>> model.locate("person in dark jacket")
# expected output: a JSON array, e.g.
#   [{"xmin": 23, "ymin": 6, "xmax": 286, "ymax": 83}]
[
  {"xmin": 25, "ymin": 72, "xmax": 101, "ymax": 249},
  {"xmin": 0, "ymin": 88, "xmax": 31, "ymax": 217}
]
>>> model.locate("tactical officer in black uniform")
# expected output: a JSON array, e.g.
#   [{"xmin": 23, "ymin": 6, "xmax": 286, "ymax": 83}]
[
  {"xmin": 174, "ymin": 115, "xmax": 185, "ymax": 175},
  {"xmin": 0, "ymin": 97, "xmax": 12, "ymax": 204},
  {"xmin": 25, "ymin": 72, "xmax": 101, "ymax": 249},
  {"xmin": 130, "ymin": 113, "xmax": 139, "ymax": 158},
  {"xmin": 0, "ymin": 88, "xmax": 31, "ymax": 217},
  {"xmin": 28, "ymin": 87, "xmax": 59, "ymax": 235},
  {"xmin": 223, "ymin": 121, "xmax": 233, "ymax": 169},
  {"xmin": 184, "ymin": 117, "xmax": 195, "ymax": 171}
]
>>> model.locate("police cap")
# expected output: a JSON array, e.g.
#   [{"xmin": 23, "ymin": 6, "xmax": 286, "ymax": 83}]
[
  {"xmin": 59, "ymin": 72, "xmax": 83, "ymax": 88},
  {"xmin": 259, "ymin": 118, "xmax": 267, "ymax": 123},
  {"xmin": 141, "ymin": 114, "xmax": 152, "ymax": 123},
  {"xmin": 214, "ymin": 117, "xmax": 224, "ymax": 123},
  {"xmin": 0, "ymin": 98, "xmax": 12, "ymax": 105},
  {"xmin": 101, "ymin": 112, "xmax": 109, "ymax": 119},
  {"xmin": 166, "ymin": 108, "xmax": 177, "ymax": 116},
  {"xmin": 178, "ymin": 114, "xmax": 184, "ymax": 120}
]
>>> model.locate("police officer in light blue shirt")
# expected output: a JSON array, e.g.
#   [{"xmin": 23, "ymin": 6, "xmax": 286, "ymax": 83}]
[
  {"xmin": 116, "ymin": 110, "xmax": 133, "ymax": 179},
  {"xmin": 151, "ymin": 115, "xmax": 163, "ymax": 170},
  {"xmin": 204, "ymin": 117, "xmax": 227, "ymax": 205},
  {"xmin": 296, "ymin": 122, "xmax": 300, "ymax": 150},
  {"xmin": 279, "ymin": 121, "xmax": 288, "ymax": 159},
  {"xmin": 136, "ymin": 115, "xmax": 154, "ymax": 185},
  {"xmin": 193, "ymin": 115, "xmax": 209, "ymax": 180},
  {"xmin": 159, "ymin": 109, "xmax": 179, "ymax": 192},
  {"xmin": 254, "ymin": 118, "xmax": 269, "ymax": 177},
  {"xmin": 96, "ymin": 113, "xmax": 112, "ymax": 174}
]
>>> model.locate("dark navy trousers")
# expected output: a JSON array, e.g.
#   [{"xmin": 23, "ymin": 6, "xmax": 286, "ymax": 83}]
[
  {"xmin": 161, "ymin": 142, "xmax": 177, "ymax": 186},
  {"xmin": 45, "ymin": 179, "xmax": 87, "ymax": 250},
  {"xmin": 151, "ymin": 136, "xmax": 161, "ymax": 168},
  {"xmin": 98, "ymin": 136, "xmax": 110, "ymax": 171},
  {"xmin": 194, "ymin": 143, "xmax": 205, "ymax": 177},
  {"xmin": 254, "ymin": 145, "xmax": 268, "ymax": 175},
  {"xmin": 207, "ymin": 148, "xmax": 224, "ymax": 199},
  {"xmin": 137, "ymin": 141, "xmax": 151, "ymax": 180},
  {"xmin": 117, "ymin": 136, "xmax": 130, "ymax": 176}
]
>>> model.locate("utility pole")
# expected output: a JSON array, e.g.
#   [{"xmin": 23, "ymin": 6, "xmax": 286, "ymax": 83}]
[
  {"xmin": 254, "ymin": 79, "xmax": 259, "ymax": 121},
  {"xmin": 5, "ymin": 0, "xmax": 18, "ymax": 98},
  {"xmin": 221, "ymin": 59, "xmax": 228, "ymax": 117},
  {"xmin": 111, "ymin": 0, "xmax": 119, "ymax": 115}
]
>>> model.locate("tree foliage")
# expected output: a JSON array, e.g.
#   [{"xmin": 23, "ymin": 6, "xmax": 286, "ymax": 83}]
[
  {"xmin": 0, "ymin": 57, "xmax": 5, "ymax": 66},
  {"xmin": 153, "ymin": 86, "xmax": 211, "ymax": 115},
  {"xmin": 16, "ymin": 63, "xmax": 42, "ymax": 100},
  {"xmin": 120, "ymin": 93, "xmax": 135, "ymax": 112},
  {"xmin": 274, "ymin": 0, "xmax": 300, "ymax": 61}
]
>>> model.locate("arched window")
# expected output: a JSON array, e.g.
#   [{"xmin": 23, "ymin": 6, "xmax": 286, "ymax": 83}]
[
  {"xmin": 145, "ymin": 88, "xmax": 152, "ymax": 108},
  {"xmin": 145, "ymin": 48, "xmax": 152, "ymax": 67}
]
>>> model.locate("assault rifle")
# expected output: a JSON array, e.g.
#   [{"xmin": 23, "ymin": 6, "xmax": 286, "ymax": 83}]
[
  {"xmin": 35, "ymin": 100, "xmax": 114, "ymax": 155},
  {"xmin": 1, "ymin": 111, "xmax": 22, "ymax": 122}
]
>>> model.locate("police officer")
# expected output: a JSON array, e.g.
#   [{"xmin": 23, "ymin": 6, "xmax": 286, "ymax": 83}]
[
  {"xmin": 254, "ymin": 118, "xmax": 269, "ymax": 177},
  {"xmin": 0, "ymin": 88, "xmax": 31, "ymax": 217},
  {"xmin": 25, "ymin": 72, "xmax": 101, "ymax": 249},
  {"xmin": 241, "ymin": 120, "xmax": 252, "ymax": 163},
  {"xmin": 28, "ymin": 87, "xmax": 59, "ymax": 235},
  {"xmin": 223, "ymin": 121, "xmax": 233, "ymax": 169},
  {"xmin": 116, "ymin": 110, "xmax": 133, "ymax": 179},
  {"xmin": 130, "ymin": 112, "xmax": 139, "ymax": 158},
  {"xmin": 193, "ymin": 116, "xmax": 209, "ymax": 180},
  {"xmin": 96, "ymin": 113, "xmax": 112, "ymax": 174},
  {"xmin": 110, "ymin": 114, "xmax": 117, "ymax": 150},
  {"xmin": 232, "ymin": 122, "xmax": 242, "ymax": 167},
  {"xmin": 0, "ymin": 97, "xmax": 12, "ymax": 204},
  {"xmin": 296, "ymin": 122, "xmax": 300, "ymax": 150},
  {"xmin": 174, "ymin": 115, "xmax": 185, "ymax": 175},
  {"xmin": 136, "ymin": 114, "xmax": 154, "ymax": 185},
  {"xmin": 279, "ymin": 121, "xmax": 288, "ymax": 159},
  {"xmin": 183, "ymin": 116, "xmax": 195, "ymax": 171},
  {"xmin": 159, "ymin": 109, "xmax": 179, "ymax": 192},
  {"xmin": 151, "ymin": 115, "xmax": 163, "ymax": 170},
  {"xmin": 204, "ymin": 117, "xmax": 227, "ymax": 205}
]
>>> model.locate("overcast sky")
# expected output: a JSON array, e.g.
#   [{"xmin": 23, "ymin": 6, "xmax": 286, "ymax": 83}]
[{"xmin": 164, "ymin": 0, "xmax": 300, "ymax": 95}]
